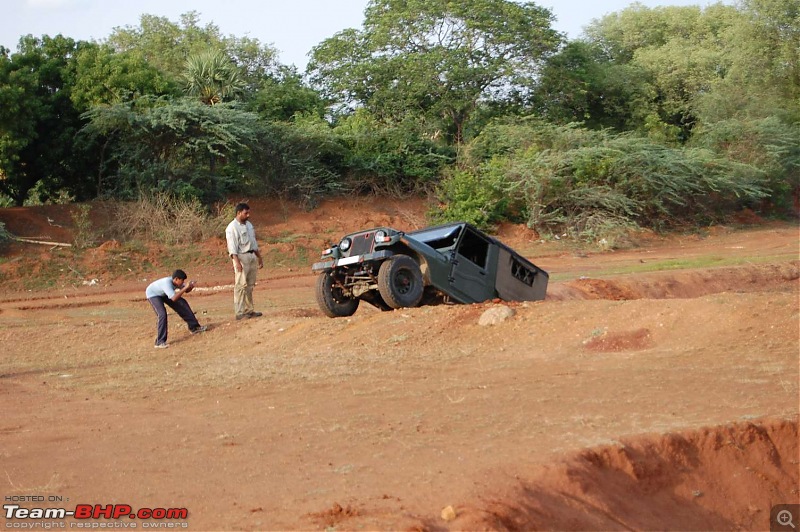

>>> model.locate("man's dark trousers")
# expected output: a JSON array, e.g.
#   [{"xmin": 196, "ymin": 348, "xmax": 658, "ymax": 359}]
[{"xmin": 148, "ymin": 296, "xmax": 200, "ymax": 345}]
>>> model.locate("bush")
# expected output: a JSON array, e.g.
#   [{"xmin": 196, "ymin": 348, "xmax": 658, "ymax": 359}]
[
  {"xmin": 463, "ymin": 118, "xmax": 601, "ymax": 166},
  {"xmin": 0, "ymin": 221, "xmax": 11, "ymax": 244},
  {"xmin": 517, "ymin": 134, "xmax": 767, "ymax": 231},
  {"xmin": 245, "ymin": 117, "xmax": 346, "ymax": 208},
  {"xmin": 441, "ymin": 122, "xmax": 770, "ymax": 243},
  {"xmin": 71, "ymin": 204, "xmax": 94, "ymax": 249},
  {"xmin": 690, "ymin": 117, "xmax": 800, "ymax": 214},
  {"xmin": 429, "ymin": 162, "xmax": 519, "ymax": 230},
  {"xmin": 108, "ymin": 193, "xmax": 231, "ymax": 245},
  {"xmin": 334, "ymin": 111, "xmax": 455, "ymax": 197},
  {"xmin": 80, "ymin": 97, "xmax": 259, "ymax": 204}
]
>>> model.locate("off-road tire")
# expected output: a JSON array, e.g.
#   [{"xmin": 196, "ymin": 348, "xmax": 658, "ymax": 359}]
[
  {"xmin": 377, "ymin": 254, "xmax": 424, "ymax": 309},
  {"xmin": 316, "ymin": 271, "xmax": 359, "ymax": 318}
]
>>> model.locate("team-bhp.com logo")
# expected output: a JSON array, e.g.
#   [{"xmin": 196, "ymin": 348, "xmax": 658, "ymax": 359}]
[{"xmin": 4, "ymin": 503, "xmax": 188, "ymax": 527}]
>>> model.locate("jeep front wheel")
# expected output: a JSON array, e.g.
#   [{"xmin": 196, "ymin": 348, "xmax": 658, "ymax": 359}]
[
  {"xmin": 316, "ymin": 272, "xmax": 359, "ymax": 318},
  {"xmin": 378, "ymin": 254, "xmax": 424, "ymax": 309}
]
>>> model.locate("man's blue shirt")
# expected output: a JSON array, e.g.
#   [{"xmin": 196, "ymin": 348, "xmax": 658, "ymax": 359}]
[{"xmin": 145, "ymin": 276, "xmax": 176, "ymax": 299}]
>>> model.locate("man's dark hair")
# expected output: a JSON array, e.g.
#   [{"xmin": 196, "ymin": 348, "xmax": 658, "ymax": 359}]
[
  {"xmin": 172, "ymin": 269, "xmax": 187, "ymax": 280},
  {"xmin": 235, "ymin": 202, "xmax": 250, "ymax": 214}
]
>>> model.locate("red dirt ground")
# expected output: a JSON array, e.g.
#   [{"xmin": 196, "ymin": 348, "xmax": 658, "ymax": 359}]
[{"xmin": 0, "ymin": 198, "xmax": 798, "ymax": 531}]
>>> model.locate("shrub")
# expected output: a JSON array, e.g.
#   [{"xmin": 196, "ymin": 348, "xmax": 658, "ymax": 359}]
[
  {"xmin": 441, "ymin": 122, "xmax": 770, "ymax": 243},
  {"xmin": 71, "ymin": 204, "xmax": 94, "ymax": 249},
  {"xmin": 429, "ymin": 163, "xmax": 518, "ymax": 230},
  {"xmin": 515, "ymin": 135, "xmax": 767, "ymax": 231},
  {"xmin": 108, "ymin": 193, "xmax": 231, "ymax": 245},
  {"xmin": 463, "ymin": 118, "xmax": 601, "ymax": 166},
  {"xmin": 80, "ymin": 97, "xmax": 259, "ymax": 203},
  {"xmin": 334, "ymin": 111, "xmax": 455, "ymax": 197},
  {"xmin": 0, "ymin": 221, "xmax": 11, "ymax": 244},
  {"xmin": 245, "ymin": 117, "xmax": 346, "ymax": 208},
  {"xmin": 690, "ymin": 117, "xmax": 800, "ymax": 214}
]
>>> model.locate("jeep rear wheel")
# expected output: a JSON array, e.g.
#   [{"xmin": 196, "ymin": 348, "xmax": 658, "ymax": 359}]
[
  {"xmin": 378, "ymin": 254, "xmax": 424, "ymax": 309},
  {"xmin": 316, "ymin": 272, "xmax": 359, "ymax": 318}
]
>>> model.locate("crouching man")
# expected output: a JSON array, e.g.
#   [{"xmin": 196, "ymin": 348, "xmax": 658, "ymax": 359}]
[{"xmin": 145, "ymin": 269, "xmax": 207, "ymax": 348}]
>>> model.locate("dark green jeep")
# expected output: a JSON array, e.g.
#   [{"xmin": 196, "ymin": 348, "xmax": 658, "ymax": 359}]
[{"xmin": 311, "ymin": 222, "xmax": 549, "ymax": 317}]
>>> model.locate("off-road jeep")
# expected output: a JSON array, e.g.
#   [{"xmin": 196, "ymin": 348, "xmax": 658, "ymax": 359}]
[{"xmin": 311, "ymin": 222, "xmax": 549, "ymax": 317}]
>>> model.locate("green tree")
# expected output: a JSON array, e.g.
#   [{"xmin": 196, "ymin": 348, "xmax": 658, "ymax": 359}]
[
  {"xmin": 0, "ymin": 35, "xmax": 94, "ymax": 204},
  {"xmin": 695, "ymin": 0, "xmax": 800, "ymax": 123},
  {"xmin": 108, "ymin": 11, "xmax": 279, "ymax": 97},
  {"xmin": 72, "ymin": 43, "xmax": 177, "ymax": 110},
  {"xmin": 108, "ymin": 12, "xmax": 224, "ymax": 81},
  {"xmin": 250, "ymin": 66, "xmax": 327, "ymax": 122},
  {"xmin": 309, "ymin": 0, "xmax": 561, "ymax": 144},
  {"xmin": 531, "ymin": 41, "xmax": 654, "ymax": 131},
  {"xmin": 737, "ymin": 0, "xmax": 799, "ymax": 104},
  {"xmin": 224, "ymin": 35, "xmax": 281, "ymax": 94},
  {"xmin": 183, "ymin": 49, "xmax": 245, "ymax": 105},
  {"xmin": 81, "ymin": 96, "xmax": 261, "ymax": 201},
  {"xmin": 583, "ymin": 3, "xmax": 743, "ymax": 140}
]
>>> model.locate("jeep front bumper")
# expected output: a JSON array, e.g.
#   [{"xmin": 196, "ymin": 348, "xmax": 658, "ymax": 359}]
[{"xmin": 312, "ymin": 250, "xmax": 393, "ymax": 273}]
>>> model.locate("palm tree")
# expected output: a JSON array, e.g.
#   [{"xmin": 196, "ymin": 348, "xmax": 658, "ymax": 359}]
[{"xmin": 183, "ymin": 49, "xmax": 244, "ymax": 105}]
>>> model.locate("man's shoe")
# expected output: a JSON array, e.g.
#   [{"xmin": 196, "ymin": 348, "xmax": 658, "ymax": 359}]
[
  {"xmin": 248, "ymin": 311, "xmax": 263, "ymax": 318},
  {"xmin": 191, "ymin": 325, "xmax": 208, "ymax": 334},
  {"xmin": 154, "ymin": 343, "xmax": 170, "ymax": 349},
  {"xmin": 235, "ymin": 314, "xmax": 250, "ymax": 321}
]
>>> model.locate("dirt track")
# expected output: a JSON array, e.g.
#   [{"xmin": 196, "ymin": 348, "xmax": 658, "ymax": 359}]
[{"xmin": 0, "ymin": 200, "xmax": 798, "ymax": 530}]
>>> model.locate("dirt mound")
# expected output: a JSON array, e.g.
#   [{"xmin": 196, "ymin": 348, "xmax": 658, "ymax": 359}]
[
  {"xmin": 549, "ymin": 261, "xmax": 800, "ymax": 301},
  {"xmin": 452, "ymin": 418, "xmax": 798, "ymax": 531},
  {"xmin": 583, "ymin": 327, "xmax": 653, "ymax": 352}
]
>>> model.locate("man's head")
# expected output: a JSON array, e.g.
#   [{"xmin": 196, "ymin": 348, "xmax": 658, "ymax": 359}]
[
  {"xmin": 235, "ymin": 202, "xmax": 250, "ymax": 223},
  {"xmin": 171, "ymin": 269, "xmax": 187, "ymax": 288}
]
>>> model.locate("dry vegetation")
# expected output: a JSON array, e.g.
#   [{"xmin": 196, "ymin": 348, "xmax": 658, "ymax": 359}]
[{"xmin": 106, "ymin": 194, "xmax": 234, "ymax": 244}]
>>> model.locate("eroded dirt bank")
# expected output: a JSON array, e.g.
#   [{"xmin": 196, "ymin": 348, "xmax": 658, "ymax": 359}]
[{"xmin": 446, "ymin": 418, "xmax": 798, "ymax": 531}]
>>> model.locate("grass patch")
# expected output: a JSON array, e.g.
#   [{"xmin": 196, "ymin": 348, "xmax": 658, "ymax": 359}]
[
  {"xmin": 165, "ymin": 246, "xmax": 207, "ymax": 268},
  {"xmin": 265, "ymin": 231, "xmax": 315, "ymax": 245},
  {"xmin": 20, "ymin": 251, "xmax": 82, "ymax": 290},
  {"xmin": 263, "ymin": 245, "xmax": 313, "ymax": 270},
  {"xmin": 548, "ymin": 253, "xmax": 795, "ymax": 281}
]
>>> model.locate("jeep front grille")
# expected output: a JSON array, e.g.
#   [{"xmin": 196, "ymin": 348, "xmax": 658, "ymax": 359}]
[{"xmin": 349, "ymin": 232, "xmax": 375, "ymax": 256}]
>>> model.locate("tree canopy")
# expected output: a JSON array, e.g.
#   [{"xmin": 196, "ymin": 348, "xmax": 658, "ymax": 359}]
[
  {"xmin": 308, "ymin": 0, "xmax": 562, "ymax": 143},
  {"xmin": 0, "ymin": 35, "xmax": 93, "ymax": 204},
  {"xmin": 0, "ymin": 3, "xmax": 795, "ymax": 236}
]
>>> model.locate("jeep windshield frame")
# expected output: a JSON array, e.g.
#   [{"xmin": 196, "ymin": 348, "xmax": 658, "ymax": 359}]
[{"xmin": 408, "ymin": 223, "xmax": 463, "ymax": 254}]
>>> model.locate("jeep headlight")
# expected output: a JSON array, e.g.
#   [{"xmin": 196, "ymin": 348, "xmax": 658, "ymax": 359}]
[
  {"xmin": 339, "ymin": 237, "xmax": 352, "ymax": 251},
  {"xmin": 375, "ymin": 230, "xmax": 388, "ymax": 243}
]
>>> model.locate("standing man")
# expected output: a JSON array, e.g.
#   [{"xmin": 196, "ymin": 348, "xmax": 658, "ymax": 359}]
[
  {"xmin": 225, "ymin": 202, "xmax": 264, "ymax": 320},
  {"xmin": 146, "ymin": 269, "xmax": 207, "ymax": 348}
]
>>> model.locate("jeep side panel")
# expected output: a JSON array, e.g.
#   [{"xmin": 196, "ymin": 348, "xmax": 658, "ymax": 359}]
[{"xmin": 494, "ymin": 246, "xmax": 549, "ymax": 301}]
